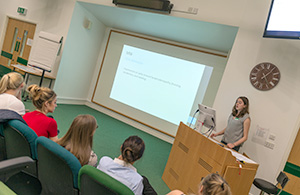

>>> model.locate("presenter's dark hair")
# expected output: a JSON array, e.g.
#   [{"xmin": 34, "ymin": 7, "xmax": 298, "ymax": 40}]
[
  {"xmin": 121, "ymin": 135, "xmax": 145, "ymax": 163},
  {"xmin": 200, "ymin": 173, "xmax": 231, "ymax": 195},
  {"xmin": 232, "ymin": 96, "xmax": 249, "ymax": 118}
]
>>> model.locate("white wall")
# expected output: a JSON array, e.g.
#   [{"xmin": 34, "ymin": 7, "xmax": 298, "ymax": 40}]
[
  {"xmin": 0, "ymin": 0, "xmax": 76, "ymax": 78},
  {"xmin": 54, "ymin": 2, "xmax": 106, "ymax": 102},
  {"xmin": 212, "ymin": 1, "xmax": 300, "ymax": 194}
]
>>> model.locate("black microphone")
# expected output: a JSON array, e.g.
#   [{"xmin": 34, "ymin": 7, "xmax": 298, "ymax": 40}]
[
  {"xmin": 211, "ymin": 117, "xmax": 215, "ymax": 125},
  {"xmin": 207, "ymin": 117, "xmax": 215, "ymax": 138},
  {"xmin": 189, "ymin": 109, "xmax": 199, "ymax": 128}
]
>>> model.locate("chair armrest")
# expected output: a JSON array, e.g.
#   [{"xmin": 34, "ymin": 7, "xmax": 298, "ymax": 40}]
[{"xmin": 0, "ymin": 156, "xmax": 35, "ymax": 175}]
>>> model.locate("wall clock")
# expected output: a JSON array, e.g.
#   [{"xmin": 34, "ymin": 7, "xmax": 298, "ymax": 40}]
[{"xmin": 249, "ymin": 62, "xmax": 280, "ymax": 91}]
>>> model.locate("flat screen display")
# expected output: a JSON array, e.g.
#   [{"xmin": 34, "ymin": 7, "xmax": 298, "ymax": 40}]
[{"xmin": 263, "ymin": 0, "xmax": 300, "ymax": 39}]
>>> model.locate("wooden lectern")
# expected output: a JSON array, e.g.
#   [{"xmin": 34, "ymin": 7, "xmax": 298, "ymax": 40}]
[{"xmin": 162, "ymin": 122, "xmax": 259, "ymax": 195}]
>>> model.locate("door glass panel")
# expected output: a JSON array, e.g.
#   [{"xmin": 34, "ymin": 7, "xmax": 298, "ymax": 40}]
[
  {"xmin": 19, "ymin": 30, "xmax": 28, "ymax": 57},
  {"xmin": 8, "ymin": 27, "xmax": 18, "ymax": 66},
  {"xmin": 10, "ymin": 27, "xmax": 18, "ymax": 53}
]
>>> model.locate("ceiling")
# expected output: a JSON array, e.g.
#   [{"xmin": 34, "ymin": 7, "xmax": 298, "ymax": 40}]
[{"xmin": 79, "ymin": 2, "xmax": 238, "ymax": 54}]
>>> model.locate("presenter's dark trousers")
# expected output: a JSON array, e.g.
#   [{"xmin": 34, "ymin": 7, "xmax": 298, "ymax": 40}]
[{"xmin": 142, "ymin": 176, "xmax": 157, "ymax": 195}]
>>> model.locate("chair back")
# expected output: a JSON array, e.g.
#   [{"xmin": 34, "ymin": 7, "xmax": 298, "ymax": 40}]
[
  {"xmin": 3, "ymin": 120, "xmax": 37, "ymax": 159},
  {"xmin": 277, "ymin": 171, "xmax": 289, "ymax": 189},
  {"xmin": 0, "ymin": 124, "xmax": 6, "ymax": 161},
  {"xmin": 2, "ymin": 120, "xmax": 38, "ymax": 176},
  {"xmin": 36, "ymin": 136, "xmax": 81, "ymax": 195},
  {"xmin": 0, "ymin": 110, "xmax": 28, "ymax": 161},
  {"xmin": 78, "ymin": 165, "xmax": 134, "ymax": 195}
]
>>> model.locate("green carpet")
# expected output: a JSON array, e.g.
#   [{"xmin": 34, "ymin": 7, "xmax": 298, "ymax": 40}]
[{"xmin": 24, "ymin": 101, "xmax": 172, "ymax": 194}]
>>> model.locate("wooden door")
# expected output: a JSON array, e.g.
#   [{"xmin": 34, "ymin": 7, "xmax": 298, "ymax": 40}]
[{"xmin": 0, "ymin": 18, "xmax": 36, "ymax": 68}]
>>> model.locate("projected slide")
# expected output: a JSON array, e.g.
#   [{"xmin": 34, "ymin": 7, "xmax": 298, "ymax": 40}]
[{"xmin": 110, "ymin": 45, "xmax": 205, "ymax": 125}]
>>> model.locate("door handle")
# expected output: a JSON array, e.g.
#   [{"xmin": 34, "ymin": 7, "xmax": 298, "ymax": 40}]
[{"xmin": 14, "ymin": 41, "xmax": 20, "ymax": 52}]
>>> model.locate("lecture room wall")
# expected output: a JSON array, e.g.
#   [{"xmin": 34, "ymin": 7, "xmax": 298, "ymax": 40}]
[
  {"xmin": 55, "ymin": 1, "xmax": 300, "ymax": 194},
  {"xmin": 0, "ymin": 0, "xmax": 76, "ymax": 77},
  {"xmin": 55, "ymin": 2, "xmax": 106, "ymax": 102},
  {"xmin": 212, "ymin": 1, "xmax": 300, "ymax": 194}
]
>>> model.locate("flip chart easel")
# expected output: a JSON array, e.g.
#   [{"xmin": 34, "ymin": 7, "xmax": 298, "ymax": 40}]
[{"xmin": 28, "ymin": 31, "xmax": 62, "ymax": 86}]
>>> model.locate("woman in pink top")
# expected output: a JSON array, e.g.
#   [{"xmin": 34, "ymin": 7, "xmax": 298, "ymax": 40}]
[{"xmin": 23, "ymin": 84, "xmax": 58, "ymax": 141}]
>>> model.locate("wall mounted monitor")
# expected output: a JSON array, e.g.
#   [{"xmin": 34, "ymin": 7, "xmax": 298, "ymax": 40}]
[{"xmin": 263, "ymin": 0, "xmax": 300, "ymax": 39}]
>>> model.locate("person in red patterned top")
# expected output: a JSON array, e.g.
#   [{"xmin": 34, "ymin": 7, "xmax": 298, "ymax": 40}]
[{"xmin": 23, "ymin": 84, "xmax": 58, "ymax": 141}]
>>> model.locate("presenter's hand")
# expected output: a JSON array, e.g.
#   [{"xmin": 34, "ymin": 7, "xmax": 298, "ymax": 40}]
[
  {"xmin": 227, "ymin": 143, "xmax": 235, "ymax": 149},
  {"xmin": 210, "ymin": 133, "xmax": 217, "ymax": 138}
]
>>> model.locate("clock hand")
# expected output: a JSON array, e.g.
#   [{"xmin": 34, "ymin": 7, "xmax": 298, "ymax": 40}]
[
  {"xmin": 262, "ymin": 73, "xmax": 269, "ymax": 85},
  {"xmin": 261, "ymin": 67, "xmax": 276, "ymax": 80}
]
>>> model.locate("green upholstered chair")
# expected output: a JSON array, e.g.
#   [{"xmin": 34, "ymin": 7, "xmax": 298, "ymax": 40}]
[
  {"xmin": 3, "ymin": 120, "xmax": 37, "ymax": 159},
  {"xmin": 0, "ymin": 120, "xmax": 40, "ymax": 194},
  {"xmin": 1, "ymin": 119, "xmax": 38, "ymax": 177},
  {"xmin": 0, "ymin": 156, "xmax": 41, "ymax": 195},
  {"xmin": 0, "ymin": 124, "xmax": 6, "ymax": 161},
  {"xmin": 78, "ymin": 165, "xmax": 134, "ymax": 195},
  {"xmin": 36, "ymin": 136, "xmax": 81, "ymax": 195},
  {"xmin": 0, "ymin": 110, "xmax": 29, "ymax": 161}
]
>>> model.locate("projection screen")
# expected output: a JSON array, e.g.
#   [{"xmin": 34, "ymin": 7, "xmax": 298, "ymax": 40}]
[{"xmin": 92, "ymin": 30, "xmax": 227, "ymax": 136}]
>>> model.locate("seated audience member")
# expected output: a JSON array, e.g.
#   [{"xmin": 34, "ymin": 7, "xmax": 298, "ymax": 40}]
[
  {"xmin": 166, "ymin": 173, "xmax": 231, "ymax": 195},
  {"xmin": 23, "ymin": 84, "xmax": 58, "ymax": 141},
  {"xmin": 57, "ymin": 114, "xmax": 98, "ymax": 167},
  {"xmin": 0, "ymin": 72, "xmax": 25, "ymax": 115},
  {"xmin": 97, "ymin": 135, "xmax": 157, "ymax": 195}
]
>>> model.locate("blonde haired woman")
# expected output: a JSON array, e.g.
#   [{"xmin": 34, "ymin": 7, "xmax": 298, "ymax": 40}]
[
  {"xmin": 57, "ymin": 115, "xmax": 98, "ymax": 167},
  {"xmin": 23, "ymin": 84, "xmax": 58, "ymax": 141},
  {"xmin": 167, "ymin": 173, "xmax": 231, "ymax": 195},
  {"xmin": 0, "ymin": 72, "xmax": 25, "ymax": 115}
]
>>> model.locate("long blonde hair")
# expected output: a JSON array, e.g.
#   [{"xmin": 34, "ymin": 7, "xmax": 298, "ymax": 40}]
[
  {"xmin": 0, "ymin": 72, "xmax": 24, "ymax": 94},
  {"xmin": 27, "ymin": 84, "xmax": 56, "ymax": 112},
  {"xmin": 200, "ymin": 173, "xmax": 231, "ymax": 195},
  {"xmin": 57, "ymin": 115, "xmax": 97, "ymax": 166}
]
